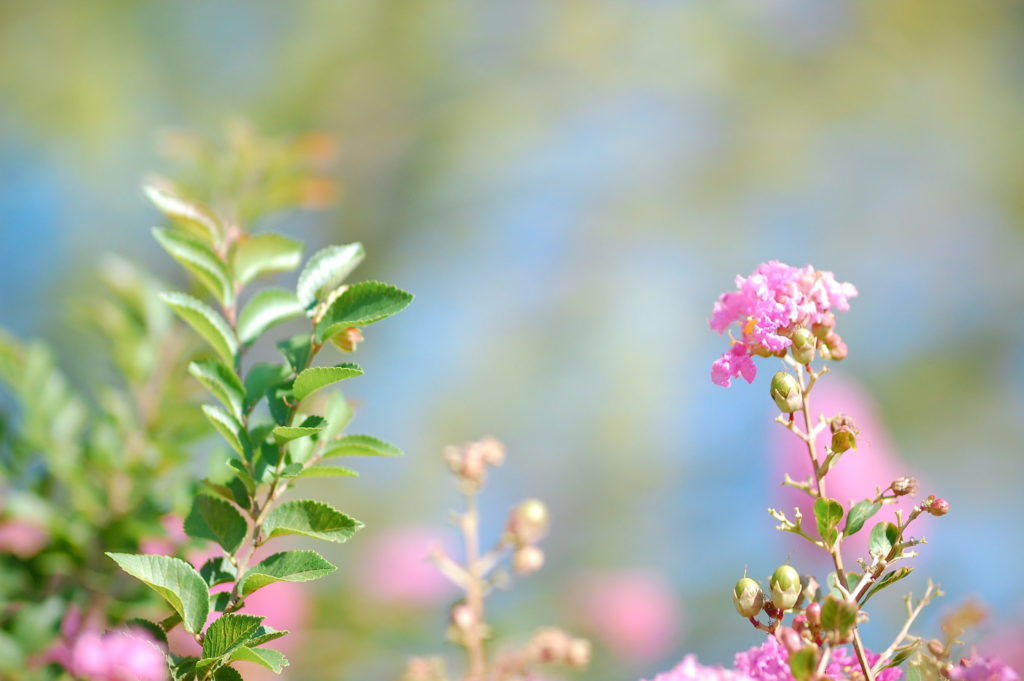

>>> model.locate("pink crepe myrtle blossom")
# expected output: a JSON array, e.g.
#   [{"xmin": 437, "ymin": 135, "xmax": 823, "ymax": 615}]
[
  {"xmin": 709, "ymin": 262, "xmax": 857, "ymax": 387},
  {"xmin": 48, "ymin": 609, "xmax": 166, "ymax": 681},
  {"xmin": 572, "ymin": 571, "xmax": 681, "ymax": 663},
  {"xmin": 948, "ymin": 657, "xmax": 1020, "ymax": 681},
  {"xmin": 641, "ymin": 655, "xmax": 754, "ymax": 681},
  {"xmin": 733, "ymin": 637, "xmax": 903, "ymax": 681}
]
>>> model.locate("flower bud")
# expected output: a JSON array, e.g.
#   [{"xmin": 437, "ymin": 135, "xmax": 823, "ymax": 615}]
[
  {"xmin": 770, "ymin": 371, "xmax": 802, "ymax": 413},
  {"xmin": 824, "ymin": 332, "xmax": 848, "ymax": 361},
  {"xmin": 812, "ymin": 313, "xmax": 836, "ymax": 341},
  {"xmin": 791, "ymin": 615, "xmax": 808, "ymax": 633},
  {"xmin": 566, "ymin": 638, "xmax": 592, "ymax": 669},
  {"xmin": 928, "ymin": 639, "xmax": 946, "ymax": 658},
  {"xmin": 451, "ymin": 603, "xmax": 476, "ymax": 632},
  {"xmin": 776, "ymin": 626, "xmax": 804, "ymax": 655},
  {"xmin": 526, "ymin": 628, "xmax": 571, "ymax": 663},
  {"xmin": 733, "ymin": 577, "xmax": 764, "ymax": 618},
  {"xmin": 927, "ymin": 496, "xmax": 950, "ymax": 516},
  {"xmin": 790, "ymin": 327, "xmax": 817, "ymax": 365},
  {"xmin": 770, "ymin": 565, "xmax": 802, "ymax": 612},
  {"xmin": 829, "ymin": 414, "xmax": 858, "ymax": 453},
  {"xmin": 805, "ymin": 602, "xmax": 821, "ymax": 629},
  {"xmin": 513, "ymin": 546, "xmax": 545, "ymax": 575},
  {"xmin": 891, "ymin": 477, "xmax": 918, "ymax": 497},
  {"xmin": 506, "ymin": 499, "xmax": 550, "ymax": 546},
  {"xmin": 331, "ymin": 326, "xmax": 363, "ymax": 352}
]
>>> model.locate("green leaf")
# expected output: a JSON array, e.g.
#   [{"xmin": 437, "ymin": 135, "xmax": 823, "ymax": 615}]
[
  {"xmin": 277, "ymin": 334, "xmax": 312, "ymax": 372},
  {"xmin": 814, "ymin": 497, "xmax": 844, "ymax": 547},
  {"xmin": 296, "ymin": 242, "xmax": 365, "ymax": 312},
  {"xmin": 144, "ymin": 185, "xmax": 222, "ymax": 244},
  {"xmin": 202, "ymin": 478, "xmax": 251, "ymax": 511},
  {"xmin": 295, "ymin": 465, "xmax": 359, "ymax": 479},
  {"xmin": 230, "ymin": 646, "xmax": 289, "ymax": 673},
  {"xmin": 202, "ymin": 613, "xmax": 264, "ymax": 661},
  {"xmin": 189, "ymin": 359, "xmax": 245, "ymax": 419},
  {"xmin": 202, "ymin": 405, "xmax": 247, "ymax": 457},
  {"xmin": 240, "ymin": 550, "xmax": 337, "ymax": 596},
  {"xmin": 322, "ymin": 434, "xmax": 402, "ymax": 459},
  {"xmin": 293, "ymin": 363, "xmax": 363, "ymax": 401},
  {"xmin": 161, "ymin": 291, "xmax": 238, "ymax": 366},
  {"xmin": 233, "ymin": 233, "xmax": 303, "ymax": 286},
  {"xmin": 184, "ymin": 494, "xmax": 248, "ymax": 554},
  {"xmin": 245, "ymin": 626, "xmax": 288, "ymax": 648},
  {"xmin": 199, "ymin": 557, "xmax": 238, "ymax": 588},
  {"xmin": 869, "ymin": 521, "xmax": 900, "ymax": 560},
  {"xmin": 227, "ymin": 460, "xmax": 256, "ymax": 494},
  {"xmin": 107, "ymin": 553, "xmax": 209, "ymax": 635},
  {"xmin": 214, "ymin": 666, "xmax": 244, "ymax": 681},
  {"xmin": 862, "ymin": 567, "xmax": 914, "ymax": 605},
  {"xmin": 845, "ymin": 500, "xmax": 882, "ymax": 537},
  {"xmin": 789, "ymin": 648, "xmax": 817, "ymax": 681},
  {"xmin": 820, "ymin": 594, "xmax": 858, "ymax": 642},
  {"xmin": 124, "ymin": 618, "xmax": 169, "ymax": 649},
  {"xmin": 314, "ymin": 280, "xmax": 413, "ymax": 342},
  {"xmin": 266, "ymin": 384, "xmax": 293, "ymax": 426},
  {"xmin": 237, "ymin": 289, "xmax": 304, "ymax": 346},
  {"xmin": 881, "ymin": 641, "xmax": 921, "ymax": 670},
  {"xmin": 153, "ymin": 227, "xmax": 232, "ymax": 306},
  {"xmin": 243, "ymin": 363, "xmax": 291, "ymax": 411},
  {"xmin": 171, "ymin": 657, "xmax": 199, "ymax": 681},
  {"xmin": 272, "ymin": 416, "xmax": 325, "ymax": 444},
  {"xmin": 262, "ymin": 499, "xmax": 362, "ymax": 542},
  {"xmin": 210, "ymin": 591, "xmax": 232, "ymax": 613}
]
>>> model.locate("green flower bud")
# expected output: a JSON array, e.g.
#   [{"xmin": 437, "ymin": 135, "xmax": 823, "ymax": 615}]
[
  {"xmin": 770, "ymin": 371, "xmax": 802, "ymax": 413},
  {"xmin": 829, "ymin": 414, "xmax": 858, "ymax": 453},
  {"xmin": 790, "ymin": 327, "xmax": 817, "ymax": 365},
  {"xmin": 733, "ymin": 577, "xmax": 764, "ymax": 618},
  {"xmin": 770, "ymin": 564, "xmax": 802, "ymax": 611}
]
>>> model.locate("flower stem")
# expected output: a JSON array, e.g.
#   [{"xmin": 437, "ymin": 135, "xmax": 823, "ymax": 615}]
[{"xmin": 462, "ymin": 488, "xmax": 487, "ymax": 680}]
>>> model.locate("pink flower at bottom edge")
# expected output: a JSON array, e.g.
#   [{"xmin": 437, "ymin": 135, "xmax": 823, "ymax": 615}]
[{"xmin": 642, "ymin": 655, "xmax": 754, "ymax": 681}]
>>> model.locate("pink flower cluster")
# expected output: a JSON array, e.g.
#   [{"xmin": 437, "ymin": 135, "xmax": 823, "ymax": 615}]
[
  {"xmin": 640, "ymin": 654, "xmax": 754, "ymax": 681},
  {"xmin": 733, "ymin": 638, "xmax": 902, "ymax": 681},
  {"xmin": 709, "ymin": 262, "xmax": 857, "ymax": 387},
  {"xmin": 50, "ymin": 616, "xmax": 167, "ymax": 681},
  {"xmin": 948, "ymin": 657, "xmax": 1020, "ymax": 681}
]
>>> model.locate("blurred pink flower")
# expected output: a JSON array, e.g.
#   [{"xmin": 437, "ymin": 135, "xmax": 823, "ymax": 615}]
[
  {"xmin": 573, "ymin": 571, "xmax": 681, "ymax": 663},
  {"xmin": 767, "ymin": 374, "xmax": 927, "ymax": 560},
  {"xmin": 50, "ymin": 612, "xmax": 167, "ymax": 681},
  {"xmin": 0, "ymin": 518, "xmax": 48, "ymax": 558},
  {"xmin": 139, "ymin": 514, "xmax": 188, "ymax": 556},
  {"xmin": 948, "ymin": 656, "xmax": 1020, "ymax": 681},
  {"xmin": 642, "ymin": 655, "xmax": 753, "ymax": 681},
  {"xmin": 734, "ymin": 637, "xmax": 903, "ymax": 681},
  {"xmin": 355, "ymin": 527, "xmax": 454, "ymax": 606}
]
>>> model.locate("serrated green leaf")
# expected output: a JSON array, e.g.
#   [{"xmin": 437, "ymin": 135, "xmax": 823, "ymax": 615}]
[
  {"xmin": 296, "ymin": 243, "xmax": 365, "ymax": 312},
  {"xmin": 237, "ymin": 289, "xmax": 304, "ymax": 346},
  {"xmin": 171, "ymin": 656, "xmax": 199, "ymax": 681},
  {"xmin": 845, "ymin": 500, "xmax": 882, "ymax": 537},
  {"xmin": 240, "ymin": 550, "xmax": 337, "ymax": 596},
  {"xmin": 262, "ymin": 499, "xmax": 362, "ymax": 542},
  {"xmin": 202, "ymin": 478, "xmax": 251, "ymax": 510},
  {"xmin": 293, "ymin": 363, "xmax": 363, "ymax": 401},
  {"xmin": 272, "ymin": 416, "xmax": 325, "ymax": 444},
  {"xmin": 214, "ymin": 665, "xmax": 244, "ymax": 681},
  {"xmin": 862, "ymin": 567, "xmax": 914, "ymax": 605},
  {"xmin": 227, "ymin": 460, "xmax": 256, "ymax": 494},
  {"xmin": 266, "ymin": 384, "xmax": 293, "ymax": 426},
  {"xmin": 869, "ymin": 521, "xmax": 900, "ymax": 560},
  {"xmin": 161, "ymin": 292, "xmax": 238, "ymax": 366},
  {"xmin": 202, "ymin": 405, "xmax": 247, "ymax": 457},
  {"xmin": 107, "ymin": 553, "xmax": 209, "ymax": 635},
  {"xmin": 233, "ymin": 233, "xmax": 303, "ymax": 287},
  {"xmin": 203, "ymin": 613, "xmax": 264, "ymax": 661},
  {"xmin": 245, "ymin": 626, "xmax": 288, "ymax": 648},
  {"xmin": 199, "ymin": 556, "xmax": 238, "ymax": 588},
  {"xmin": 243, "ymin": 363, "xmax": 291, "ymax": 411},
  {"xmin": 314, "ymin": 280, "xmax": 413, "ymax": 342},
  {"xmin": 125, "ymin": 618, "xmax": 169, "ymax": 649},
  {"xmin": 277, "ymin": 334, "xmax": 312, "ymax": 373},
  {"xmin": 144, "ymin": 185, "xmax": 222, "ymax": 244},
  {"xmin": 296, "ymin": 465, "xmax": 359, "ymax": 479},
  {"xmin": 789, "ymin": 648, "xmax": 817, "ymax": 681},
  {"xmin": 322, "ymin": 434, "xmax": 402, "ymax": 459},
  {"xmin": 231, "ymin": 646, "xmax": 289, "ymax": 673},
  {"xmin": 185, "ymin": 493, "xmax": 248, "ymax": 553},
  {"xmin": 189, "ymin": 359, "xmax": 245, "ymax": 419},
  {"xmin": 814, "ymin": 497, "xmax": 844, "ymax": 548},
  {"xmin": 153, "ymin": 227, "xmax": 232, "ymax": 305}
]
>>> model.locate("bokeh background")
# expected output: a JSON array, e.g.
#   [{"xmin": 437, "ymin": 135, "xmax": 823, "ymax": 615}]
[{"xmin": 2, "ymin": 1, "xmax": 1024, "ymax": 679}]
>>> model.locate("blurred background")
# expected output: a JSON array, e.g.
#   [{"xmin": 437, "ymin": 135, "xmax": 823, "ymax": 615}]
[{"xmin": 2, "ymin": 1, "xmax": 1024, "ymax": 679}]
